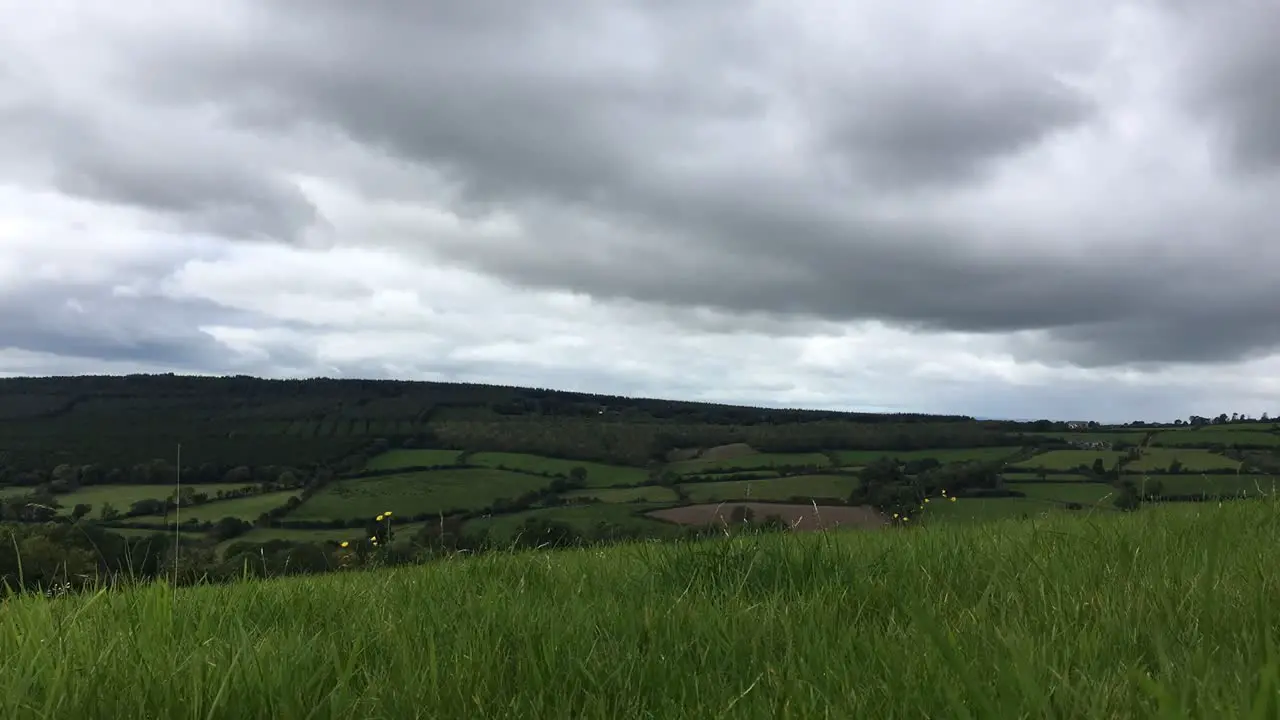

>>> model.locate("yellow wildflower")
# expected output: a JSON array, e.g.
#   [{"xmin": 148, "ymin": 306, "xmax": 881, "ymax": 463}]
[
  {"xmin": 339, "ymin": 541, "xmax": 349, "ymax": 548},
  {"xmin": 376, "ymin": 514, "xmax": 384, "ymax": 522},
  {"xmin": 384, "ymin": 511, "xmax": 393, "ymax": 516},
  {"xmin": 950, "ymin": 496, "xmax": 957, "ymax": 502}
]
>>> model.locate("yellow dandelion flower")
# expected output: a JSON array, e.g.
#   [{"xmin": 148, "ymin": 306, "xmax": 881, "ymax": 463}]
[
  {"xmin": 924, "ymin": 498, "xmax": 931, "ymax": 503},
  {"xmin": 384, "ymin": 511, "xmax": 393, "ymax": 516},
  {"xmin": 950, "ymin": 496, "xmax": 957, "ymax": 502},
  {"xmin": 892, "ymin": 512, "xmax": 899, "ymax": 519},
  {"xmin": 370, "ymin": 536, "xmax": 377, "ymax": 542},
  {"xmin": 339, "ymin": 541, "xmax": 349, "ymax": 548},
  {"xmin": 376, "ymin": 514, "xmax": 384, "ymax": 522},
  {"xmin": 903, "ymin": 516, "xmax": 910, "ymax": 522}
]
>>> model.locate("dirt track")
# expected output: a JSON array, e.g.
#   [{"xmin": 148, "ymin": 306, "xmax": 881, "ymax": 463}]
[{"xmin": 647, "ymin": 502, "xmax": 888, "ymax": 531}]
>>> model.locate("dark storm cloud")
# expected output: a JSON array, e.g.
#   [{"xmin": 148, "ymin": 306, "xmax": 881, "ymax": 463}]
[
  {"xmin": 98, "ymin": 0, "xmax": 1280, "ymax": 366},
  {"xmin": 0, "ymin": 283, "xmax": 256, "ymax": 371},
  {"xmin": 1170, "ymin": 1, "xmax": 1280, "ymax": 173}
]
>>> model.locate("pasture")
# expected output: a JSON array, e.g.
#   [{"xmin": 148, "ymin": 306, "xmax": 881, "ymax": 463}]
[
  {"xmin": 676, "ymin": 474, "xmax": 857, "ymax": 503},
  {"xmin": 6, "ymin": 499, "xmax": 1278, "ymax": 716},
  {"xmin": 1150, "ymin": 429, "xmax": 1280, "ymax": 447},
  {"xmin": 829, "ymin": 446, "xmax": 1023, "ymax": 466},
  {"xmin": 129, "ymin": 491, "xmax": 303, "ymax": 527},
  {"xmin": 1011, "ymin": 450, "xmax": 1126, "ymax": 471},
  {"xmin": 464, "ymin": 503, "xmax": 679, "ymax": 543},
  {"xmin": 467, "ymin": 453, "xmax": 648, "ymax": 487},
  {"xmin": 1124, "ymin": 448, "xmax": 1239, "ymax": 473},
  {"xmin": 1134, "ymin": 474, "xmax": 1278, "ymax": 497},
  {"xmin": 668, "ymin": 452, "xmax": 832, "ymax": 475},
  {"xmin": 290, "ymin": 469, "xmax": 555, "ymax": 521},
  {"xmin": 647, "ymin": 502, "xmax": 885, "ymax": 531},
  {"xmin": 921, "ymin": 496, "xmax": 1085, "ymax": 523},
  {"xmin": 364, "ymin": 449, "xmax": 464, "ymax": 470},
  {"xmin": 560, "ymin": 486, "xmax": 680, "ymax": 503},
  {"xmin": 1006, "ymin": 482, "xmax": 1116, "ymax": 506},
  {"xmin": 53, "ymin": 484, "xmax": 230, "ymax": 516}
]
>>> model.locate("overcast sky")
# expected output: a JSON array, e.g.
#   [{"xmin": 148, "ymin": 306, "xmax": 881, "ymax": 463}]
[{"xmin": 3, "ymin": 1, "xmax": 1279, "ymax": 422}]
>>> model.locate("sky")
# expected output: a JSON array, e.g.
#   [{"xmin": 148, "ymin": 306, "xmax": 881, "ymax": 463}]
[{"xmin": 3, "ymin": 1, "xmax": 1280, "ymax": 423}]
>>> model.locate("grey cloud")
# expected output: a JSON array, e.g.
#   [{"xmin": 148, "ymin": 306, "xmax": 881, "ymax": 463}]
[
  {"xmin": 0, "ymin": 282, "xmax": 262, "ymax": 372},
  {"xmin": 1170, "ymin": 1, "xmax": 1280, "ymax": 173},
  {"xmin": 70, "ymin": 0, "xmax": 1280, "ymax": 368}
]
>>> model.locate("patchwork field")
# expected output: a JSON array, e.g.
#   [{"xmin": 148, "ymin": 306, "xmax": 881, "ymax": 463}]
[
  {"xmin": 464, "ymin": 503, "xmax": 679, "ymax": 543},
  {"xmin": 1150, "ymin": 429, "xmax": 1280, "ymax": 447},
  {"xmin": 669, "ymin": 452, "xmax": 832, "ymax": 475},
  {"xmin": 217, "ymin": 523, "xmax": 430, "ymax": 555},
  {"xmin": 561, "ymin": 486, "xmax": 680, "ymax": 503},
  {"xmin": 53, "ymin": 484, "xmax": 231, "ymax": 515},
  {"xmin": 676, "ymin": 474, "xmax": 857, "ymax": 503},
  {"xmin": 129, "ymin": 491, "xmax": 303, "ymax": 527},
  {"xmin": 1001, "ymin": 472, "xmax": 1091, "ymax": 482},
  {"xmin": 647, "ymin": 502, "xmax": 885, "ymax": 531},
  {"xmin": 921, "ymin": 496, "xmax": 1090, "ymax": 523},
  {"xmin": 830, "ymin": 446, "xmax": 1024, "ymax": 466},
  {"xmin": 467, "ymin": 453, "xmax": 648, "ymax": 487},
  {"xmin": 364, "ymin": 449, "xmax": 464, "ymax": 470},
  {"xmin": 1011, "ymin": 450, "xmax": 1127, "ymax": 471},
  {"xmin": 1124, "ymin": 448, "xmax": 1239, "ymax": 473},
  {"xmin": 1006, "ymin": 482, "xmax": 1117, "ymax": 506},
  {"xmin": 290, "ymin": 469, "xmax": 555, "ymax": 520}
]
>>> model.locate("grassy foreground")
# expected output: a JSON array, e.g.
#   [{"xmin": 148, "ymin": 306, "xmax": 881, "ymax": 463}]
[{"xmin": 3, "ymin": 501, "xmax": 1279, "ymax": 718}]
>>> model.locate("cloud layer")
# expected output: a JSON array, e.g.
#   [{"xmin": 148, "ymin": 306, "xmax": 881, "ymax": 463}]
[{"xmin": 3, "ymin": 0, "xmax": 1280, "ymax": 421}]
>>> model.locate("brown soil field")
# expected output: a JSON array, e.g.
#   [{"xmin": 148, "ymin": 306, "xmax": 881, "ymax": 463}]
[{"xmin": 647, "ymin": 502, "xmax": 888, "ymax": 531}]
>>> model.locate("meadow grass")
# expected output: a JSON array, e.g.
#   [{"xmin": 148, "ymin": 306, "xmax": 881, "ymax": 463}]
[
  {"xmin": 290, "ymin": 468, "xmax": 554, "ymax": 520},
  {"xmin": 668, "ymin": 452, "xmax": 832, "ymax": 475},
  {"xmin": 921, "ymin": 496, "xmax": 1087, "ymax": 523},
  {"xmin": 126, "ymin": 491, "xmax": 303, "ymax": 527},
  {"xmin": 1125, "ymin": 448, "xmax": 1240, "ymax": 473},
  {"xmin": 53, "ymin": 484, "xmax": 233, "ymax": 515},
  {"xmin": 1022, "ymin": 431, "xmax": 1148, "ymax": 444},
  {"xmin": 3, "ymin": 499, "xmax": 1278, "ymax": 717},
  {"xmin": 1151, "ymin": 429, "xmax": 1280, "ymax": 447},
  {"xmin": 467, "ymin": 452, "xmax": 648, "ymax": 487},
  {"xmin": 677, "ymin": 474, "xmax": 857, "ymax": 503},
  {"xmin": 561, "ymin": 486, "xmax": 680, "ymax": 503},
  {"xmin": 1006, "ymin": 481, "xmax": 1117, "ymax": 506},
  {"xmin": 1131, "ymin": 474, "xmax": 1278, "ymax": 497},
  {"xmin": 464, "ymin": 502, "xmax": 680, "ymax": 542},
  {"xmin": 363, "ymin": 449, "xmax": 464, "ymax": 471},
  {"xmin": 1001, "ymin": 472, "xmax": 1091, "ymax": 481},
  {"xmin": 1012, "ymin": 449, "xmax": 1127, "ymax": 471},
  {"xmin": 214, "ymin": 523, "xmax": 431, "ymax": 557},
  {"xmin": 829, "ymin": 446, "xmax": 1023, "ymax": 466}
]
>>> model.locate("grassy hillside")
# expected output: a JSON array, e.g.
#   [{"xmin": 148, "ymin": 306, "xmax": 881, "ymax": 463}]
[{"xmin": 3, "ymin": 499, "xmax": 1277, "ymax": 717}]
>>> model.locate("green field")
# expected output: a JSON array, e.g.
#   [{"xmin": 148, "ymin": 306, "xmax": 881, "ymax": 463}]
[
  {"xmin": 561, "ymin": 486, "xmax": 680, "ymax": 503},
  {"xmin": 1001, "ymin": 472, "xmax": 1091, "ymax": 482},
  {"xmin": 1022, "ymin": 432, "xmax": 1147, "ymax": 445},
  {"xmin": 53, "ymin": 484, "xmax": 231, "ymax": 515},
  {"xmin": 669, "ymin": 452, "xmax": 832, "ymax": 475},
  {"xmin": 127, "ymin": 491, "xmax": 303, "ymax": 527},
  {"xmin": 464, "ymin": 503, "xmax": 679, "ymax": 543},
  {"xmin": 467, "ymin": 453, "xmax": 648, "ymax": 487},
  {"xmin": 922, "ymin": 496, "xmax": 1089, "ymax": 523},
  {"xmin": 677, "ymin": 474, "xmax": 857, "ymax": 503},
  {"xmin": 829, "ymin": 446, "xmax": 1023, "ymax": 466},
  {"xmin": 6, "ymin": 500, "xmax": 1279, "ymax": 716},
  {"xmin": 291, "ymin": 469, "xmax": 555, "ymax": 520},
  {"xmin": 0, "ymin": 486, "xmax": 36, "ymax": 500},
  {"xmin": 364, "ymin": 449, "xmax": 464, "ymax": 470},
  {"xmin": 1133, "ymin": 474, "xmax": 1278, "ymax": 497},
  {"xmin": 1006, "ymin": 482, "xmax": 1117, "ymax": 506},
  {"xmin": 217, "ymin": 523, "xmax": 431, "ymax": 555},
  {"xmin": 1011, "ymin": 450, "xmax": 1127, "ymax": 471},
  {"xmin": 1150, "ymin": 429, "xmax": 1280, "ymax": 447},
  {"xmin": 1125, "ymin": 448, "xmax": 1240, "ymax": 473}
]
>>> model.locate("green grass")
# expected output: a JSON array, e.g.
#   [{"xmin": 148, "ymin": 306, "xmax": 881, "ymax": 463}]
[
  {"xmin": 669, "ymin": 452, "xmax": 832, "ymax": 475},
  {"xmin": 921, "ymin": 496, "xmax": 1094, "ymax": 523},
  {"xmin": 1007, "ymin": 482, "xmax": 1117, "ymax": 506},
  {"xmin": 468, "ymin": 453, "xmax": 647, "ymax": 487},
  {"xmin": 1011, "ymin": 449, "xmax": 1127, "ymax": 471},
  {"xmin": 829, "ymin": 446, "xmax": 1023, "ymax": 466},
  {"xmin": 6, "ymin": 499, "xmax": 1279, "ymax": 716},
  {"xmin": 1151, "ymin": 429, "xmax": 1280, "ymax": 447},
  {"xmin": 465, "ymin": 503, "xmax": 679, "ymax": 543},
  {"xmin": 1130, "ymin": 474, "xmax": 1278, "ymax": 497},
  {"xmin": 53, "ymin": 484, "xmax": 231, "ymax": 515},
  {"xmin": 1001, "ymin": 472, "xmax": 1091, "ymax": 481},
  {"xmin": 1125, "ymin": 448, "xmax": 1240, "ymax": 473},
  {"xmin": 1023, "ymin": 432, "xmax": 1148, "ymax": 445},
  {"xmin": 126, "ymin": 491, "xmax": 303, "ymax": 527},
  {"xmin": 364, "ymin": 449, "xmax": 464, "ymax": 470},
  {"xmin": 0, "ymin": 486, "xmax": 36, "ymax": 500},
  {"xmin": 561, "ymin": 486, "xmax": 680, "ymax": 503},
  {"xmin": 215, "ymin": 523, "xmax": 430, "ymax": 556},
  {"xmin": 677, "ymin": 474, "xmax": 857, "ymax": 503},
  {"xmin": 290, "ymin": 468, "xmax": 555, "ymax": 521}
]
